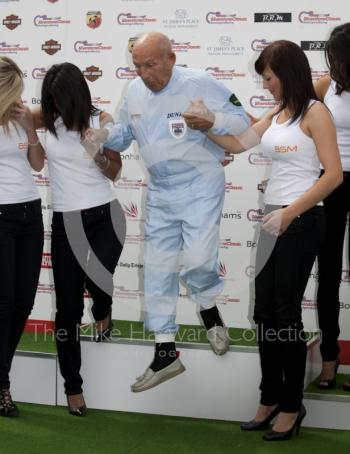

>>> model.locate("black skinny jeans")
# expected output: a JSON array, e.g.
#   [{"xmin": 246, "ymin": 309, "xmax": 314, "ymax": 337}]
[
  {"xmin": 52, "ymin": 199, "xmax": 125, "ymax": 395},
  {"xmin": 254, "ymin": 205, "xmax": 325, "ymax": 412},
  {"xmin": 317, "ymin": 171, "xmax": 350, "ymax": 361},
  {"xmin": 0, "ymin": 199, "xmax": 43, "ymax": 389}
]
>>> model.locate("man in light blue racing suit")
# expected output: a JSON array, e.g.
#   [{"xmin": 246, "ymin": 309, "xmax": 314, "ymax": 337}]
[{"xmin": 86, "ymin": 32, "xmax": 249, "ymax": 392}]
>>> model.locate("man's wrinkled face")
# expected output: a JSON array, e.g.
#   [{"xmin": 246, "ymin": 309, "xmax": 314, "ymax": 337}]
[{"xmin": 132, "ymin": 45, "xmax": 175, "ymax": 92}]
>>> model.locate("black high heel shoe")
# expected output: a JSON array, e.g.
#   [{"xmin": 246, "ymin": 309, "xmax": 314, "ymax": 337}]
[
  {"xmin": 0, "ymin": 388, "xmax": 20, "ymax": 417},
  {"xmin": 95, "ymin": 308, "xmax": 113, "ymax": 343},
  {"xmin": 318, "ymin": 357, "xmax": 340, "ymax": 390},
  {"xmin": 262, "ymin": 404, "xmax": 306, "ymax": 441},
  {"xmin": 240, "ymin": 405, "xmax": 279, "ymax": 431},
  {"xmin": 67, "ymin": 394, "xmax": 87, "ymax": 417}
]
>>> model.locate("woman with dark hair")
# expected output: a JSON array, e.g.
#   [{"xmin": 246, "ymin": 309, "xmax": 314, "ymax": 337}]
[
  {"xmin": 185, "ymin": 40, "xmax": 343, "ymax": 440},
  {"xmin": 34, "ymin": 62, "xmax": 125, "ymax": 416},
  {"xmin": 314, "ymin": 23, "xmax": 350, "ymax": 391},
  {"xmin": 0, "ymin": 56, "xmax": 44, "ymax": 417}
]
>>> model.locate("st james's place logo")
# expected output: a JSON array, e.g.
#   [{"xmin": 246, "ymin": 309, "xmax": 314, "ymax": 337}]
[
  {"xmin": 207, "ymin": 36, "xmax": 244, "ymax": 57},
  {"xmin": 162, "ymin": 9, "xmax": 199, "ymax": 29}
]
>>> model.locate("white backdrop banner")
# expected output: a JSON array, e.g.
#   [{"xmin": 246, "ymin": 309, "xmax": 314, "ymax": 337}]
[{"xmin": 1, "ymin": 0, "xmax": 349, "ymax": 343}]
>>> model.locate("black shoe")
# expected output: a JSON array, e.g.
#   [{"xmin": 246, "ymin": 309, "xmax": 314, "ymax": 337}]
[
  {"xmin": 262, "ymin": 404, "xmax": 306, "ymax": 441},
  {"xmin": 240, "ymin": 405, "xmax": 279, "ymax": 431},
  {"xmin": 318, "ymin": 358, "xmax": 340, "ymax": 390},
  {"xmin": 0, "ymin": 388, "xmax": 20, "ymax": 417},
  {"xmin": 67, "ymin": 394, "xmax": 87, "ymax": 417},
  {"xmin": 95, "ymin": 308, "xmax": 113, "ymax": 343}
]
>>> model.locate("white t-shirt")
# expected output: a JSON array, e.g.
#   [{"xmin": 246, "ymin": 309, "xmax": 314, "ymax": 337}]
[
  {"xmin": 260, "ymin": 103, "xmax": 321, "ymax": 206},
  {"xmin": 324, "ymin": 80, "xmax": 350, "ymax": 172},
  {"xmin": 42, "ymin": 113, "xmax": 115, "ymax": 212},
  {"xmin": 0, "ymin": 122, "xmax": 39, "ymax": 204}
]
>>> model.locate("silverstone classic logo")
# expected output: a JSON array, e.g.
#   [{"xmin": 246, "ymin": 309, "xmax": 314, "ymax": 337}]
[
  {"xmin": 117, "ymin": 13, "xmax": 156, "ymax": 25},
  {"xmin": 250, "ymin": 95, "xmax": 276, "ymax": 108},
  {"xmin": 206, "ymin": 67, "xmax": 245, "ymax": 80},
  {"xmin": 251, "ymin": 39, "xmax": 272, "ymax": 51},
  {"xmin": 206, "ymin": 11, "xmax": 247, "ymax": 24},
  {"xmin": 34, "ymin": 15, "xmax": 70, "ymax": 26},
  {"xmin": 298, "ymin": 11, "xmax": 341, "ymax": 24},
  {"xmin": 170, "ymin": 39, "xmax": 200, "ymax": 52},
  {"xmin": 74, "ymin": 41, "xmax": 112, "ymax": 53},
  {"xmin": 115, "ymin": 67, "xmax": 137, "ymax": 79}
]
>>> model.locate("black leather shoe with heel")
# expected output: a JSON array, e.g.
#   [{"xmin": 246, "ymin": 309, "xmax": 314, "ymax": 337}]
[
  {"xmin": 240, "ymin": 405, "xmax": 279, "ymax": 431},
  {"xmin": 67, "ymin": 394, "xmax": 87, "ymax": 417},
  {"xmin": 95, "ymin": 308, "xmax": 113, "ymax": 343},
  {"xmin": 262, "ymin": 404, "xmax": 306, "ymax": 441},
  {"xmin": 318, "ymin": 357, "xmax": 340, "ymax": 390}
]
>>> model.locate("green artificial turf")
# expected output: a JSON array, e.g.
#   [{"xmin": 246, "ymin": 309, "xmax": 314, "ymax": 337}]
[
  {"xmin": 17, "ymin": 320, "xmax": 318, "ymax": 355},
  {"xmin": 1, "ymin": 402, "xmax": 349, "ymax": 454},
  {"xmin": 305, "ymin": 373, "xmax": 350, "ymax": 398}
]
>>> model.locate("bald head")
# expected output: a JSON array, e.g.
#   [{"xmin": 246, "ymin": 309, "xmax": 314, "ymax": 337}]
[{"xmin": 132, "ymin": 32, "xmax": 176, "ymax": 92}]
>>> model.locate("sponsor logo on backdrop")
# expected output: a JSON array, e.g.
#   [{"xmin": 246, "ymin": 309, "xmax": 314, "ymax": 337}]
[
  {"xmin": 123, "ymin": 202, "xmax": 144, "ymax": 221},
  {"xmin": 3, "ymin": 14, "xmax": 21, "ymax": 29},
  {"xmin": 298, "ymin": 11, "xmax": 341, "ymax": 24},
  {"xmin": 115, "ymin": 177, "xmax": 147, "ymax": 190},
  {"xmin": 170, "ymin": 39, "xmax": 200, "ymax": 52},
  {"xmin": 86, "ymin": 11, "xmax": 101, "ymax": 29},
  {"xmin": 247, "ymin": 209, "xmax": 264, "ymax": 222},
  {"xmin": 248, "ymin": 152, "xmax": 272, "ymax": 165},
  {"xmin": 117, "ymin": 13, "xmax": 156, "ymax": 25},
  {"xmin": 246, "ymin": 241, "xmax": 257, "ymax": 248},
  {"xmin": 257, "ymin": 180, "xmax": 268, "ymax": 193},
  {"xmin": 300, "ymin": 41, "xmax": 326, "ymax": 51},
  {"xmin": 302, "ymin": 296, "xmax": 317, "ymax": 309},
  {"xmin": 251, "ymin": 39, "xmax": 272, "ymax": 51},
  {"xmin": 221, "ymin": 210, "xmax": 242, "ymax": 220},
  {"xmin": 206, "ymin": 67, "xmax": 245, "ymax": 80},
  {"xmin": 311, "ymin": 69, "xmax": 329, "ymax": 81},
  {"xmin": 120, "ymin": 152, "xmax": 141, "ymax": 161},
  {"xmin": 128, "ymin": 36, "xmax": 138, "ymax": 53},
  {"xmin": 254, "ymin": 13, "xmax": 292, "ymax": 22},
  {"xmin": 219, "ymin": 262, "xmax": 227, "ymax": 277},
  {"xmin": 309, "ymin": 270, "xmax": 319, "ymax": 281},
  {"xmin": 37, "ymin": 283, "xmax": 55, "ymax": 294},
  {"xmin": 340, "ymin": 302, "xmax": 350, "ymax": 310},
  {"xmin": 41, "ymin": 253, "xmax": 52, "ymax": 269},
  {"xmin": 74, "ymin": 40, "xmax": 112, "ymax": 53},
  {"xmin": 42, "ymin": 39, "xmax": 61, "ymax": 55},
  {"xmin": 31, "ymin": 97, "xmax": 41, "ymax": 105},
  {"xmin": 83, "ymin": 65, "xmax": 102, "ymax": 82},
  {"xmin": 341, "ymin": 269, "xmax": 350, "ymax": 282},
  {"xmin": 34, "ymin": 15, "xmax": 70, "ymax": 27},
  {"xmin": 163, "ymin": 9, "xmax": 199, "ymax": 29},
  {"xmin": 92, "ymin": 97, "xmax": 111, "ymax": 106},
  {"xmin": 206, "ymin": 11, "xmax": 248, "ymax": 24},
  {"xmin": 41, "ymin": 203, "xmax": 52, "ymax": 211},
  {"xmin": 220, "ymin": 238, "xmax": 241, "ymax": 249},
  {"xmin": 114, "ymin": 285, "xmax": 143, "ymax": 300},
  {"xmin": 115, "ymin": 66, "xmax": 137, "ymax": 79},
  {"xmin": 125, "ymin": 234, "xmax": 144, "ymax": 244},
  {"xmin": 32, "ymin": 67, "xmax": 47, "ymax": 79},
  {"xmin": 117, "ymin": 262, "xmax": 143, "ymax": 269},
  {"xmin": 33, "ymin": 172, "xmax": 50, "ymax": 187},
  {"xmin": 250, "ymin": 95, "xmax": 276, "ymax": 108},
  {"xmin": 216, "ymin": 294, "xmax": 240, "ymax": 304},
  {"xmin": 225, "ymin": 182, "xmax": 243, "ymax": 192},
  {"xmin": 0, "ymin": 0, "xmax": 19, "ymax": 2},
  {"xmin": 44, "ymin": 230, "xmax": 52, "ymax": 241},
  {"xmin": 47, "ymin": 0, "xmax": 59, "ymax": 3},
  {"xmin": 207, "ymin": 36, "xmax": 244, "ymax": 57},
  {"xmin": 0, "ymin": 42, "xmax": 28, "ymax": 54},
  {"xmin": 245, "ymin": 265, "xmax": 255, "ymax": 278}
]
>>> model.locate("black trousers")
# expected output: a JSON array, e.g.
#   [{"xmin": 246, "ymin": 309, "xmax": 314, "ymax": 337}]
[
  {"xmin": 317, "ymin": 171, "xmax": 350, "ymax": 361},
  {"xmin": 254, "ymin": 205, "xmax": 325, "ymax": 412},
  {"xmin": 0, "ymin": 199, "xmax": 43, "ymax": 389},
  {"xmin": 52, "ymin": 199, "xmax": 125, "ymax": 395}
]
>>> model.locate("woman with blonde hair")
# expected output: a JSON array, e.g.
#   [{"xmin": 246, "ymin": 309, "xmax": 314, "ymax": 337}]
[{"xmin": 0, "ymin": 56, "xmax": 44, "ymax": 417}]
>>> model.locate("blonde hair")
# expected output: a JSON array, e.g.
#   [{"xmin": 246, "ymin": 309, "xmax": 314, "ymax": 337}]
[{"xmin": 0, "ymin": 56, "xmax": 24, "ymax": 133}]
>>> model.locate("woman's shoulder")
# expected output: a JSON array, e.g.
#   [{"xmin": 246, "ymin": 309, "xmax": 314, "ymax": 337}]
[{"xmin": 314, "ymin": 75, "xmax": 331, "ymax": 100}]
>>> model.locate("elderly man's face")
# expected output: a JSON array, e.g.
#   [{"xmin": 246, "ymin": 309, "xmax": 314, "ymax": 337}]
[{"xmin": 132, "ymin": 45, "xmax": 175, "ymax": 92}]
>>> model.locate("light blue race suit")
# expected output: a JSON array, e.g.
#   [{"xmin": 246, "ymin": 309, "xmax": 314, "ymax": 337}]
[{"xmin": 105, "ymin": 66, "xmax": 249, "ymax": 335}]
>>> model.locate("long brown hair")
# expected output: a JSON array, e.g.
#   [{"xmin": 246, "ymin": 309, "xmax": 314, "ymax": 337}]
[
  {"xmin": 255, "ymin": 40, "xmax": 319, "ymax": 123},
  {"xmin": 326, "ymin": 23, "xmax": 350, "ymax": 94}
]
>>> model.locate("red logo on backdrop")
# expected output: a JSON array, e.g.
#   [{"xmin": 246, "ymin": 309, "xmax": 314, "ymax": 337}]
[
  {"xmin": 86, "ymin": 11, "xmax": 102, "ymax": 29},
  {"xmin": 83, "ymin": 65, "xmax": 102, "ymax": 82},
  {"xmin": 42, "ymin": 39, "xmax": 61, "ymax": 55},
  {"xmin": 219, "ymin": 262, "xmax": 227, "ymax": 277},
  {"xmin": 41, "ymin": 253, "xmax": 52, "ymax": 269},
  {"xmin": 47, "ymin": 0, "xmax": 59, "ymax": 3},
  {"xmin": 123, "ymin": 202, "xmax": 138, "ymax": 218},
  {"xmin": 3, "ymin": 15, "xmax": 21, "ymax": 30}
]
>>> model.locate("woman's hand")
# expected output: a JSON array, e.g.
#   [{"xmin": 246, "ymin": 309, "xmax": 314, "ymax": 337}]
[
  {"xmin": 11, "ymin": 100, "xmax": 35, "ymax": 132},
  {"xmin": 262, "ymin": 208, "xmax": 295, "ymax": 236}
]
